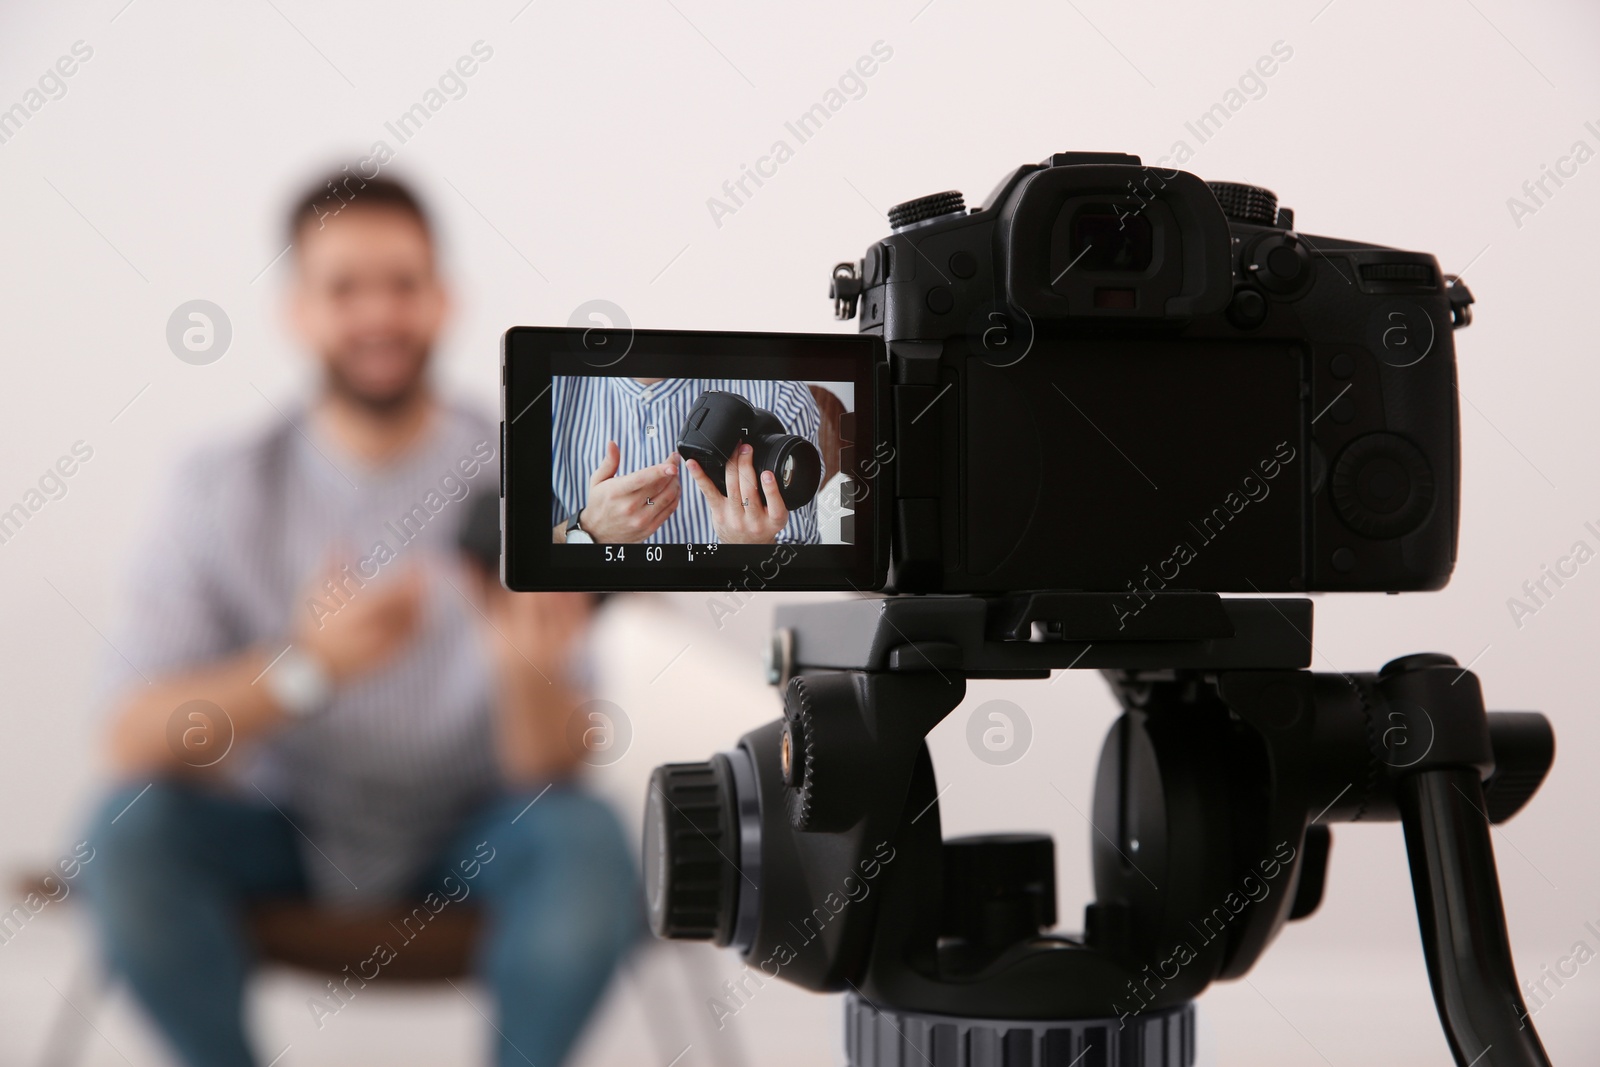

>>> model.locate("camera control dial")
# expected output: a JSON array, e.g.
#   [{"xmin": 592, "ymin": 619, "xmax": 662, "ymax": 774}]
[
  {"xmin": 1206, "ymin": 181, "xmax": 1279, "ymax": 226},
  {"xmin": 888, "ymin": 190, "xmax": 966, "ymax": 231},
  {"xmin": 1246, "ymin": 231, "xmax": 1314, "ymax": 296}
]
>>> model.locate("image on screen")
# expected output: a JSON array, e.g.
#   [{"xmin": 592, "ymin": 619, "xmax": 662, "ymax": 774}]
[{"xmin": 550, "ymin": 374, "xmax": 859, "ymax": 553}]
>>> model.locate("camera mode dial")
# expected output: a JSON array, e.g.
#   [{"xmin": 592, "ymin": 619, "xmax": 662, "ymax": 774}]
[
  {"xmin": 1207, "ymin": 181, "xmax": 1279, "ymax": 226},
  {"xmin": 888, "ymin": 190, "xmax": 966, "ymax": 231}
]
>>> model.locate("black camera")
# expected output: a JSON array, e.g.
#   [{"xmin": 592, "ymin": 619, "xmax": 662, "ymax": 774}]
[
  {"xmin": 507, "ymin": 154, "xmax": 1560, "ymax": 1067},
  {"xmin": 502, "ymin": 150, "xmax": 1474, "ymax": 598},
  {"xmin": 827, "ymin": 149, "xmax": 1472, "ymax": 596},
  {"xmin": 676, "ymin": 390, "xmax": 824, "ymax": 511}
]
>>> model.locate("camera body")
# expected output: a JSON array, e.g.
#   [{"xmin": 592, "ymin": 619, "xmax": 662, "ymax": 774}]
[
  {"xmin": 676, "ymin": 389, "xmax": 824, "ymax": 510},
  {"xmin": 831, "ymin": 150, "xmax": 1473, "ymax": 596},
  {"xmin": 502, "ymin": 150, "xmax": 1475, "ymax": 600}
]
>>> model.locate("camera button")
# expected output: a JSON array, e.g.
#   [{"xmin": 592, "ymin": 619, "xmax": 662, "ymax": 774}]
[
  {"xmin": 1268, "ymin": 245, "xmax": 1304, "ymax": 279},
  {"xmin": 1248, "ymin": 232, "xmax": 1313, "ymax": 296},
  {"xmin": 1330, "ymin": 353, "xmax": 1355, "ymax": 379},
  {"xmin": 1226, "ymin": 288, "xmax": 1268, "ymax": 329},
  {"xmin": 926, "ymin": 286, "xmax": 954, "ymax": 314}
]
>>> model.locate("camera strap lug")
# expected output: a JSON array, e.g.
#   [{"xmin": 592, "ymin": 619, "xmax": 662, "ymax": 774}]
[
  {"xmin": 831, "ymin": 261, "xmax": 863, "ymax": 320},
  {"xmin": 1445, "ymin": 274, "xmax": 1474, "ymax": 328}
]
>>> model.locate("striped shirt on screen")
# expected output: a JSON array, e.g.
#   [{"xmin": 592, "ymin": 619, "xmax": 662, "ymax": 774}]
[{"xmin": 549, "ymin": 376, "xmax": 821, "ymax": 544}]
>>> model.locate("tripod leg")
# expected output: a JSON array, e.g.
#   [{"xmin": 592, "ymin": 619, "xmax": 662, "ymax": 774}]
[{"xmin": 1399, "ymin": 767, "xmax": 1551, "ymax": 1067}]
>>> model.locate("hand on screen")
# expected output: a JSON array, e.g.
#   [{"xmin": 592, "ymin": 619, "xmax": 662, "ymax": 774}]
[
  {"xmin": 578, "ymin": 441, "xmax": 680, "ymax": 543},
  {"xmin": 685, "ymin": 443, "xmax": 789, "ymax": 544}
]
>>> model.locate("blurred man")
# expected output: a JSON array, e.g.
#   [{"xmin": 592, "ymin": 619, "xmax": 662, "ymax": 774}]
[{"xmin": 81, "ymin": 171, "xmax": 637, "ymax": 1067}]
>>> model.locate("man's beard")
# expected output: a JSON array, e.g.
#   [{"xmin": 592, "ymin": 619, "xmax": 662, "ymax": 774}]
[{"xmin": 322, "ymin": 346, "xmax": 430, "ymax": 415}]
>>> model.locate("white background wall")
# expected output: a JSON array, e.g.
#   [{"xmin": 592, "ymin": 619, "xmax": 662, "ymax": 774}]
[{"xmin": 1, "ymin": 1, "xmax": 1597, "ymax": 1065}]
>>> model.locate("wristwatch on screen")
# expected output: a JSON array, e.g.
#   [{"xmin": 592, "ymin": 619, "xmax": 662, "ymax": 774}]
[
  {"xmin": 566, "ymin": 510, "xmax": 595, "ymax": 545},
  {"xmin": 266, "ymin": 646, "xmax": 334, "ymax": 719}
]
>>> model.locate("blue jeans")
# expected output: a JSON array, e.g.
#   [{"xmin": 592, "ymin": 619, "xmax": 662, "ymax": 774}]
[{"xmin": 80, "ymin": 780, "xmax": 640, "ymax": 1067}]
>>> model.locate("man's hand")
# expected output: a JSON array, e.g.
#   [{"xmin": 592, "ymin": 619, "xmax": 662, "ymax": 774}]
[
  {"xmin": 483, "ymin": 589, "xmax": 592, "ymax": 687},
  {"xmin": 567, "ymin": 441, "xmax": 680, "ymax": 543},
  {"xmin": 475, "ymin": 586, "xmax": 595, "ymax": 783},
  {"xmin": 295, "ymin": 562, "xmax": 423, "ymax": 681},
  {"xmin": 685, "ymin": 443, "xmax": 789, "ymax": 544}
]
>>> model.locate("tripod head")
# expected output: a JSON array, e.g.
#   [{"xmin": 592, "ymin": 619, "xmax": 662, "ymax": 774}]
[{"xmin": 644, "ymin": 594, "xmax": 1555, "ymax": 1066}]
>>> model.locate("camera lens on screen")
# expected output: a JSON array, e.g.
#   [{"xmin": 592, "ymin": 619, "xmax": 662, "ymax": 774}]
[
  {"xmin": 756, "ymin": 434, "xmax": 821, "ymax": 503},
  {"xmin": 677, "ymin": 390, "xmax": 823, "ymax": 510}
]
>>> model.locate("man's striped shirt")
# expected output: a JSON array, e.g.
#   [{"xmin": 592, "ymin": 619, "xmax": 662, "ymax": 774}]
[{"xmin": 101, "ymin": 403, "xmax": 503, "ymax": 902}]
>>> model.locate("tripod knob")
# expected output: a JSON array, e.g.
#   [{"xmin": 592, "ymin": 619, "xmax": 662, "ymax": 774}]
[
  {"xmin": 643, "ymin": 758, "xmax": 740, "ymax": 944},
  {"xmin": 1483, "ymin": 712, "xmax": 1556, "ymax": 824}
]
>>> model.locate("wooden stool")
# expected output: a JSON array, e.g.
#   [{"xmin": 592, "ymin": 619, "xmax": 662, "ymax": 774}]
[{"xmin": 245, "ymin": 901, "xmax": 482, "ymax": 980}]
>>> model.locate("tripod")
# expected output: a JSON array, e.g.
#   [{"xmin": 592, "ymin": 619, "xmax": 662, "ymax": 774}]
[{"xmin": 645, "ymin": 592, "xmax": 1555, "ymax": 1067}]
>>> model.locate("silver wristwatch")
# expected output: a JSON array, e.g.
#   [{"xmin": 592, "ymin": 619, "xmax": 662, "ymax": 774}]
[
  {"xmin": 266, "ymin": 646, "xmax": 334, "ymax": 719},
  {"xmin": 566, "ymin": 510, "xmax": 595, "ymax": 545}
]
